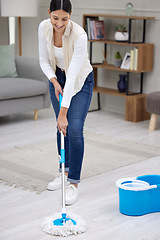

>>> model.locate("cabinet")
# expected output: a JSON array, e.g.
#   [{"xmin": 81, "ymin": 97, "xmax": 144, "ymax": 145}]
[{"xmin": 83, "ymin": 14, "xmax": 155, "ymax": 122}]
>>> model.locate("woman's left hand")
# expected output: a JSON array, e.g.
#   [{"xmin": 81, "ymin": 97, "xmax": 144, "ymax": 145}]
[{"xmin": 57, "ymin": 113, "xmax": 68, "ymax": 137}]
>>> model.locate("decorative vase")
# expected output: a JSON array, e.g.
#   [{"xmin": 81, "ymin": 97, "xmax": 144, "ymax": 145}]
[
  {"xmin": 126, "ymin": 3, "xmax": 133, "ymax": 16},
  {"xmin": 115, "ymin": 31, "xmax": 129, "ymax": 41},
  {"xmin": 117, "ymin": 74, "xmax": 127, "ymax": 93}
]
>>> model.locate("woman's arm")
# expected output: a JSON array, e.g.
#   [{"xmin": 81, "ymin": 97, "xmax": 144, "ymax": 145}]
[
  {"xmin": 38, "ymin": 21, "xmax": 57, "ymax": 80},
  {"xmin": 61, "ymin": 33, "xmax": 88, "ymax": 108},
  {"xmin": 38, "ymin": 21, "xmax": 63, "ymax": 100},
  {"xmin": 58, "ymin": 34, "xmax": 87, "ymax": 136}
]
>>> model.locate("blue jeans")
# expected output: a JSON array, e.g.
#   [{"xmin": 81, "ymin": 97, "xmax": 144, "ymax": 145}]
[{"xmin": 49, "ymin": 66, "xmax": 94, "ymax": 184}]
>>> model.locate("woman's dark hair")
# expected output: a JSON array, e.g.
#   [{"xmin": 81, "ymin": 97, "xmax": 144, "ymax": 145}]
[{"xmin": 50, "ymin": 0, "xmax": 72, "ymax": 14}]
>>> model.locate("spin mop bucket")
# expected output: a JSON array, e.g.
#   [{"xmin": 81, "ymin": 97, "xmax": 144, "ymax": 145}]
[
  {"xmin": 41, "ymin": 94, "xmax": 87, "ymax": 237},
  {"xmin": 116, "ymin": 175, "xmax": 160, "ymax": 216}
]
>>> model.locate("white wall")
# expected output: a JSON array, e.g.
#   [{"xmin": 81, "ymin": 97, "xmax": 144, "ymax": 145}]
[{"xmin": 1, "ymin": 0, "xmax": 160, "ymax": 113}]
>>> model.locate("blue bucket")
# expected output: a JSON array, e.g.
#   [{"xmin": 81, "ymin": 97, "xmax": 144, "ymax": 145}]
[{"xmin": 116, "ymin": 175, "xmax": 160, "ymax": 216}]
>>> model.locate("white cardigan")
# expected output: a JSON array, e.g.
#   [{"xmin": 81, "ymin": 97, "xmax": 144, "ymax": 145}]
[{"xmin": 38, "ymin": 19, "xmax": 93, "ymax": 108}]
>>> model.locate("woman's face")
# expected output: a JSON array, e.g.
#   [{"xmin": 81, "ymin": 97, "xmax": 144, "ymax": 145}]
[{"xmin": 48, "ymin": 9, "xmax": 71, "ymax": 33}]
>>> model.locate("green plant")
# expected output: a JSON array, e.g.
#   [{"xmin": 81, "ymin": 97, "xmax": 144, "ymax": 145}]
[
  {"xmin": 114, "ymin": 24, "xmax": 127, "ymax": 35},
  {"xmin": 115, "ymin": 51, "xmax": 122, "ymax": 59}
]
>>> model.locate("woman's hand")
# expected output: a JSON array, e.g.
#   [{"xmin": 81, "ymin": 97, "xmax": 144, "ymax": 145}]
[
  {"xmin": 57, "ymin": 107, "xmax": 68, "ymax": 137},
  {"xmin": 50, "ymin": 77, "xmax": 63, "ymax": 101}
]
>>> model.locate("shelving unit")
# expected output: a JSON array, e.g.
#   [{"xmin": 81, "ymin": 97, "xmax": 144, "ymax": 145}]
[{"xmin": 83, "ymin": 14, "xmax": 155, "ymax": 122}]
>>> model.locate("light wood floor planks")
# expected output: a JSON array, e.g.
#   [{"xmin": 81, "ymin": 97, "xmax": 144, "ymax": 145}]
[{"xmin": 0, "ymin": 108, "xmax": 160, "ymax": 240}]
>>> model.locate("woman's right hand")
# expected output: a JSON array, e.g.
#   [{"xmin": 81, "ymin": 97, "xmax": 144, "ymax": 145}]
[{"xmin": 50, "ymin": 77, "xmax": 63, "ymax": 101}]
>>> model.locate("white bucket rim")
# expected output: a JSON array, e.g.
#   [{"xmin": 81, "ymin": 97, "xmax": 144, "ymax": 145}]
[{"xmin": 116, "ymin": 178, "xmax": 157, "ymax": 191}]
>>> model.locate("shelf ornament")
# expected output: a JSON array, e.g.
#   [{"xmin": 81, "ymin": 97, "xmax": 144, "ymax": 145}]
[
  {"xmin": 114, "ymin": 24, "xmax": 129, "ymax": 41},
  {"xmin": 126, "ymin": 3, "xmax": 133, "ymax": 17}
]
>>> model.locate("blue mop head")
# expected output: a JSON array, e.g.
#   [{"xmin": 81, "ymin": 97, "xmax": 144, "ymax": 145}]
[
  {"xmin": 41, "ymin": 212, "xmax": 88, "ymax": 237},
  {"xmin": 53, "ymin": 213, "xmax": 77, "ymax": 226}
]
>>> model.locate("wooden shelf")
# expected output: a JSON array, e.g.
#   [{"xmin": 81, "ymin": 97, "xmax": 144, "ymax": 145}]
[
  {"xmin": 93, "ymin": 86, "xmax": 150, "ymax": 122},
  {"xmin": 84, "ymin": 14, "xmax": 154, "ymax": 122},
  {"xmin": 88, "ymin": 39, "xmax": 151, "ymax": 46},
  {"xmin": 93, "ymin": 86, "xmax": 126, "ymax": 96},
  {"xmin": 93, "ymin": 85, "xmax": 147, "ymax": 98},
  {"xmin": 93, "ymin": 64, "xmax": 142, "ymax": 73},
  {"xmin": 83, "ymin": 14, "xmax": 155, "ymax": 20},
  {"xmin": 92, "ymin": 41, "xmax": 153, "ymax": 73}
]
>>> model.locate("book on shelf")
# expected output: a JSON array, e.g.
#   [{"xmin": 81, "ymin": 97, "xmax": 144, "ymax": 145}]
[
  {"xmin": 85, "ymin": 17, "xmax": 106, "ymax": 40},
  {"xmin": 134, "ymin": 48, "xmax": 138, "ymax": 71},
  {"xmin": 92, "ymin": 20, "xmax": 106, "ymax": 40},
  {"xmin": 85, "ymin": 17, "xmax": 99, "ymax": 40},
  {"xmin": 130, "ymin": 49, "xmax": 134, "ymax": 70},
  {"xmin": 130, "ymin": 48, "xmax": 138, "ymax": 71}
]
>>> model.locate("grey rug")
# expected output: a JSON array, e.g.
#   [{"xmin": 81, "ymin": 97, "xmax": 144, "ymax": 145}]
[{"xmin": 1, "ymin": 131, "xmax": 160, "ymax": 193}]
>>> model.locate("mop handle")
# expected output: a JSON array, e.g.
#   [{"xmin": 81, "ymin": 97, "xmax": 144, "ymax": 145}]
[
  {"xmin": 59, "ymin": 93, "xmax": 66, "ymax": 210},
  {"xmin": 59, "ymin": 94, "xmax": 65, "ymax": 162},
  {"xmin": 59, "ymin": 94, "xmax": 65, "ymax": 156}
]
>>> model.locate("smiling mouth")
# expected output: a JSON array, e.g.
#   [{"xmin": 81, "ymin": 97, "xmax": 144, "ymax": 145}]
[{"xmin": 55, "ymin": 25, "xmax": 64, "ymax": 29}]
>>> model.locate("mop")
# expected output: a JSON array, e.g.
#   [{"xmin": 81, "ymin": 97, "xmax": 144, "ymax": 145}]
[{"xmin": 41, "ymin": 94, "xmax": 88, "ymax": 237}]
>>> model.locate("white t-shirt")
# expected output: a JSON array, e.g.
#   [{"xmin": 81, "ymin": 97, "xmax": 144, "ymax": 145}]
[
  {"xmin": 54, "ymin": 46, "xmax": 65, "ymax": 70},
  {"xmin": 38, "ymin": 21, "xmax": 88, "ymax": 108}
]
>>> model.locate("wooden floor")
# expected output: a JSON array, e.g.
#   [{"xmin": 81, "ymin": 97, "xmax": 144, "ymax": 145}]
[{"xmin": 0, "ymin": 108, "xmax": 160, "ymax": 240}]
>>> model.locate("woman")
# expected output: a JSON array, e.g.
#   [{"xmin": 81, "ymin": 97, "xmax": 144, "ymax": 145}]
[{"xmin": 38, "ymin": 0, "xmax": 94, "ymax": 205}]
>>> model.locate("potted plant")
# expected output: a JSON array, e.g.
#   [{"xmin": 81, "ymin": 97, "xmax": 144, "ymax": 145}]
[
  {"xmin": 114, "ymin": 51, "xmax": 122, "ymax": 67},
  {"xmin": 114, "ymin": 24, "xmax": 129, "ymax": 41}
]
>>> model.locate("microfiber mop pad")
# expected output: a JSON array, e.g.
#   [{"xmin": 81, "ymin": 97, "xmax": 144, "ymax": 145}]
[{"xmin": 41, "ymin": 211, "xmax": 88, "ymax": 237}]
